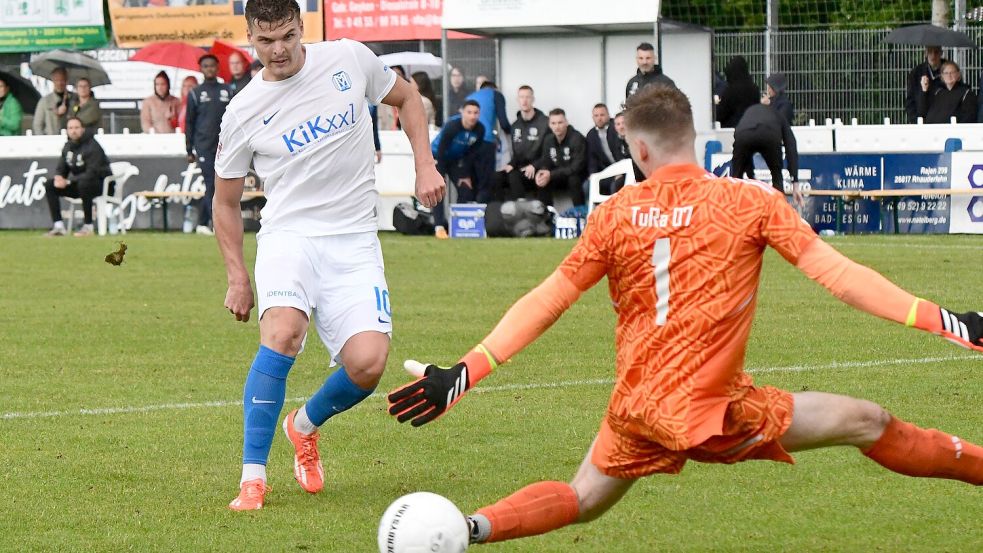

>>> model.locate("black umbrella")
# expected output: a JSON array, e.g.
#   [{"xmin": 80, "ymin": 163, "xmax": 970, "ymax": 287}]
[
  {"xmin": 29, "ymin": 49, "xmax": 111, "ymax": 86},
  {"xmin": 884, "ymin": 24, "xmax": 976, "ymax": 48},
  {"xmin": 0, "ymin": 69, "xmax": 40, "ymax": 114}
]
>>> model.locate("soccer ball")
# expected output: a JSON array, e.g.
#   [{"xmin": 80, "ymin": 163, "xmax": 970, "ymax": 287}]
[{"xmin": 377, "ymin": 492, "xmax": 469, "ymax": 553}]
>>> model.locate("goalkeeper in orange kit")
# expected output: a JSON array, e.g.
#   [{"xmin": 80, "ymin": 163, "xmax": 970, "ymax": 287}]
[{"xmin": 388, "ymin": 85, "xmax": 983, "ymax": 546}]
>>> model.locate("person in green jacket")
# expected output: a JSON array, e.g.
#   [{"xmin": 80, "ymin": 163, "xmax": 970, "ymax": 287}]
[
  {"xmin": 69, "ymin": 77, "xmax": 102, "ymax": 132},
  {"xmin": 0, "ymin": 76, "xmax": 23, "ymax": 136}
]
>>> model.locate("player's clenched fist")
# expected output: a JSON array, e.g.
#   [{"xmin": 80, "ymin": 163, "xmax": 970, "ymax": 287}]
[{"xmin": 388, "ymin": 346, "xmax": 498, "ymax": 427}]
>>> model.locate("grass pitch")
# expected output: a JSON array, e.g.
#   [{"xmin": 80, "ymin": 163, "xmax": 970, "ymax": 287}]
[{"xmin": 0, "ymin": 231, "xmax": 981, "ymax": 552}]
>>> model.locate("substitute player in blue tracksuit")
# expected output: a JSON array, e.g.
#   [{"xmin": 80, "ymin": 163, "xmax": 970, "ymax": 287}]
[{"xmin": 430, "ymin": 100, "xmax": 486, "ymax": 237}]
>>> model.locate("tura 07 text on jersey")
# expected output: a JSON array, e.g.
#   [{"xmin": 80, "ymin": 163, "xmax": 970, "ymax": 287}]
[{"xmin": 632, "ymin": 205, "xmax": 694, "ymax": 229}]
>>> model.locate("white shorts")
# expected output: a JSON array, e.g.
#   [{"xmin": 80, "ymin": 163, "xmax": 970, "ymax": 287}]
[{"xmin": 254, "ymin": 230, "xmax": 392, "ymax": 362}]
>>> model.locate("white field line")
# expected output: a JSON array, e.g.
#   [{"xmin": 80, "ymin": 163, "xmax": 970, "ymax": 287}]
[
  {"xmin": 832, "ymin": 241, "xmax": 983, "ymax": 251},
  {"xmin": 1, "ymin": 354, "xmax": 978, "ymax": 421}
]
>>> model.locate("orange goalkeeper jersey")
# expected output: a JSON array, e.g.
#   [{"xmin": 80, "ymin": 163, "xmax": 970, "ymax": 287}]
[{"xmin": 559, "ymin": 163, "xmax": 817, "ymax": 450}]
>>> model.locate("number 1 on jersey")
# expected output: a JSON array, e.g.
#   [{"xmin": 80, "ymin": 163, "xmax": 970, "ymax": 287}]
[{"xmin": 651, "ymin": 238, "xmax": 671, "ymax": 325}]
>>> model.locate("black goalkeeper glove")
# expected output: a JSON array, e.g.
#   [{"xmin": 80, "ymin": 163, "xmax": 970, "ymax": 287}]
[
  {"xmin": 908, "ymin": 299, "xmax": 983, "ymax": 351},
  {"xmin": 388, "ymin": 361, "xmax": 472, "ymax": 427},
  {"xmin": 387, "ymin": 347, "xmax": 497, "ymax": 427}
]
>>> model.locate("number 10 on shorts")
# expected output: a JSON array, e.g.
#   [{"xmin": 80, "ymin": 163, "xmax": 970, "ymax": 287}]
[{"xmin": 374, "ymin": 286, "xmax": 392, "ymax": 319}]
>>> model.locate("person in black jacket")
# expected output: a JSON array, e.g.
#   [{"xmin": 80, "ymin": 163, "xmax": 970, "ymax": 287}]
[
  {"xmin": 586, "ymin": 103, "xmax": 619, "ymax": 176},
  {"xmin": 44, "ymin": 117, "xmax": 111, "ymax": 237},
  {"xmin": 762, "ymin": 73, "xmax": 794, "ymax": 126},
  {"xmin": 185, "ymin": 54, "xmax": 232, "ymax": 235},
  {"xmin": 505, "ymin": 85, "xmax": 550, "ymax": 201},
  {"xmin": 626, "ymin": 42, "xmax": 676, "ymax": 98},
  {"xmin": 730, "ymin": 103, "xmax": 802, "ymax": 206},
  {"xmin": 917, "ymin": 61, "xmax": 977, "ymax": 124},
  {"xmin": 534, "ymin": 109, "xmax": 587, "ymax": 207},
  {"xmin": 716, "ymin": 56, "xmax": 760, "ymax": 128},
  {"xmin": 906, "ymin": 46, "xmax": 946, "ymax": 123}
]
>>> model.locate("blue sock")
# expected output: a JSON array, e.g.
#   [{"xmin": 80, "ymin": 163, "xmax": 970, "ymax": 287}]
[
  {"xmin": 242, "ymin": 346, "xmax": 295, "ymax": 465},
  {"xmin": 304, "ymin": 366, "xmax": 374, "ymax": 426}
]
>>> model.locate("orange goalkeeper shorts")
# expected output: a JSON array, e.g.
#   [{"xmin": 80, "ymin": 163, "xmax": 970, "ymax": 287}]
[{"xmin": 592, "ymin": 385, "xmax": 795, "ymax": 480}]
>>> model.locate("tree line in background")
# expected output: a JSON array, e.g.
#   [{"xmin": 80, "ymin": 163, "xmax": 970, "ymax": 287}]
[{"xmin": 663, "ymin": 0, "xmax": 936, "ymax": 30}]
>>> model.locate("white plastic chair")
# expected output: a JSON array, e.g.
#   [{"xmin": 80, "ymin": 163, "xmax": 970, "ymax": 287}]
[
  {"xmin": 587, "ymin": 158, "xmax": 636, "ymax": 214},
  {"xmin": 66, "ymin": 161, "xmax": 140, "ymax": 235}
]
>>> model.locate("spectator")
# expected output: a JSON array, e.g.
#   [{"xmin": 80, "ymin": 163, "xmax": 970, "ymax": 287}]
[
  {"xmin": 730, "ymin": 102, "xmax": 801, "ymax": 205},
  {"xmin": 626, "ymin": 42, "xmax": 675, "ymax": 98},
  {"xmin": 505, "ymin": 85, "xmax": 550, "ymax": 201},
  {"xmin": 430, "ymin": 100, "xmax": 486, "ymax": 239},
  {"xmin": 140, "ymin": 70, "xmax": 181, "ymax": 134},
  {"xmin": 906, "ymin": 46, "xmax": 946, "ymax": 123},
  {"xmin": 68, "ymin": 78, "xmax": 102, "ymax": 132},
  {"xmin": 0, "ymin": 76, "xmax": 24, "ymax": 136},
  {"xmin": 228, "ymin": 52, "xmax": 251, "ymax": 96},
  {"xmin": 32, "ymin": 66, "xmax": 75, "ymax": 135},
  {"xmin": 762, "ymin": 73, "xmax": 794, "ymax": 126},
  {"xmin": 467, "ymin": 81, "xmax": 512, "ymax": 203},
  {"xmin": 178, "ymin": 75, "xmax": 198, "ymax": 133},
  {"xmin": 185, "ymin": 54, "xmax": 232, "ymax": 235},
  {"xmin": 917, "ymin": 61, "xmax": 976, "ymax": 124},
  {"xmin": 586, "ymin": 103, "xmax": 618, "ymax": 176},
  {"xmin": 43, "ymin": 117, "xmax": 111, "ymax": 237},
  {"xmin": 411, "ymin": 71, "xmax": 437, "ymax": 127},
  {"xmin": 446, "ymin": 66, "xmax": 472, "ymax": 113},
  {"xmin": 534, "ymin": 108, "xmax": 587, "ymax": 208},
  {"xmin": 249, "ymin": 59, "xmax": 264, "ymax": 78},
  {"xmin": 716, "ymin": 55, "xmax": 760, "ymax": 128},
  {"xmin": 609, "ymin": 110, "xmax": 644, "ymax": 189}
]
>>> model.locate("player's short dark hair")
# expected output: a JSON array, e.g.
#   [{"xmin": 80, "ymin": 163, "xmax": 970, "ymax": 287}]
[
  {"xmin": 245, "ymin": 0, "xmax": 301, "ymax": 29},
  {"xmin": 623, "ymin": 85, "xmax": 694, "ymax": 149},
  {"xmin": 548, "ymin": 108, "xmax": 566, "ymax": 118},
  {"xmin": 518, "ymin": 85, "xmax": 534, "ymax": 94},
  {"xmin": 198, "ymin": 54, "xmax": 218, "ymax": 66},
  {"xmin": 593, "ymin": 103, "xmax": 608, "ymax": 111},
  {"xmin": 462, "ymin": 100, "xmax": 481, "ymax": 110},
  {"xmin": 480, "ymin": 81, "xmax": 496, "ymax": 89},
  {"xmin": 614, "ymin": 111, "xmax": 625, "ymax": 119},
  {"xmin": 66, "ymin": 116, "xmax": 83, "ymax": 126},
  {"xmin": 637, "ymin": 42, "xmax": 655, "ymax": 52}
]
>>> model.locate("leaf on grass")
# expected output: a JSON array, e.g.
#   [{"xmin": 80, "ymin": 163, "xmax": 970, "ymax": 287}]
[{"xmin": 105, "ymin": 242, "xmax": 127, "ymax": 266}]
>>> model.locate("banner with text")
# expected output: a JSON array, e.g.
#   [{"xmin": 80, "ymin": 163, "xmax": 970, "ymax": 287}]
[
  {"xmin": 0, "ymin": 156, "xmax": 207, "ymax": 231},
  {"xmin": 710, "ymin": 152, "xmax": 980, "ymax": 234},
  {"xmin": 0, "ymin": 1, "xmax": 106, "ymax": 52},
  {"xmin": 109, "ymin": 0, "xmax": 324, "ymax": 48},
  {"xmin": 325, "ymin": 0, "xmax": 471, "ymax": 40}
]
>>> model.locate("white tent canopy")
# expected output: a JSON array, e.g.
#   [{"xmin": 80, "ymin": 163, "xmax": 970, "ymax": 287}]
[{"xmin": 442, "ymin": 0, "xmax": 661, "ymax": 35}]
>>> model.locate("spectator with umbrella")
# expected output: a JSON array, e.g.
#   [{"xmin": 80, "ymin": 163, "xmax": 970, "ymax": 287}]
[
  {"xmin": 917, "ymin": 60, "xmax": 977, "ymax": 124},
  {"xmin": 883, "ymin": 24, "xmax": 974, "ymax": 123},
  {"xmin": 32, "ymin": 67, "xmax": 75, "ymax": 135},
  {"xmin": 69, "ymin": 77, "xmax": 102, "ymax": 132}
]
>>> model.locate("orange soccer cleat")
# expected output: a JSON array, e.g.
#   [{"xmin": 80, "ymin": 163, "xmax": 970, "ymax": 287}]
[
  {"xmin": 282, "ymin": 409, "xmax": 325, "ymax": 494},
  {"xmin": 228, "ymin": 478, "xmax": 270, "ymax": 511}
]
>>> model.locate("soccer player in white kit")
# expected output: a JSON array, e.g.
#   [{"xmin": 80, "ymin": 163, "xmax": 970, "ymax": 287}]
[{"xmin": 213, "ymin": 0, "xmax": 445, "ymax": 510}]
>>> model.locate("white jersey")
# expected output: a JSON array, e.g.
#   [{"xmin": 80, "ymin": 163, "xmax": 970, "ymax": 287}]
[{"xmin": 215, "ymin": 39, "xmax": 397, "ymax": 236}]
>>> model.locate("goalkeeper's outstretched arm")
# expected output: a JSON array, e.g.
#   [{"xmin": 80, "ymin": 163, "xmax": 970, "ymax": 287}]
[
  {"xmin": 388, "ymin": 269, "xmax": 589, "ymax": 426},
  {"xmin": 795, "ymin": 237, "xmax": 983, "ymax": 350}
]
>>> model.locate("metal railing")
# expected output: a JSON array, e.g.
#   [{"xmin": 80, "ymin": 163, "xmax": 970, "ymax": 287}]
[{"xmin": 715, "ymin": 27, "xmax": 983, "ymax": 125}]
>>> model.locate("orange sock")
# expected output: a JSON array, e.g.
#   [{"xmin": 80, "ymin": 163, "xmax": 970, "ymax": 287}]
[
  {"xmin": 474, "ymin": 481, "xmax": 580, "ymax": 543},
  {"xmin": 863, "ymin": 416, "xmax": 983, "ymax": 485}
]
